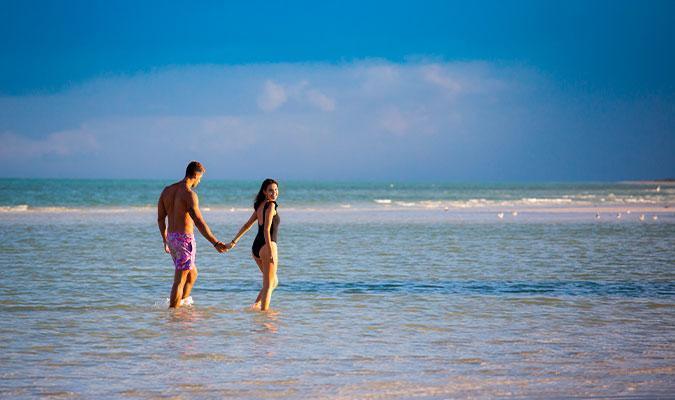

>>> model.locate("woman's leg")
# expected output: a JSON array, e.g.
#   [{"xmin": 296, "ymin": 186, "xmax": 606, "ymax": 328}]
[
  {"xmin": 252, "ymin": 255, "xmax": 264, "ymax": 307},
  {"xmin": 259, "ymin": 242, "xmax": 278, "ymax": 311}
]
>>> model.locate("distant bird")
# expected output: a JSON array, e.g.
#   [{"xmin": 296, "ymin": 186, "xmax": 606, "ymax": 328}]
[
  {"xmin": 626, "ymin": 210, "xmax": 631, "ymax": 214},
  {"xmin": 512, "ymin": 211, "xmax": 518, "ymax": 216},
  {"xmin": 444, "ymin": 206, "xmax": 449, "ymax": 212},
  {"xmin": 595, "ymin": 213, "xmax": 601, "ymax": 219},
  {"xmin": 616, "ymin": 213, "xmax": 622, "ymax": 219},
  {"xmin": 497, "ymin": 212, "xmax": 504, "ymax": 219},
  {"xmin": 656, "ymin": 185, "xmax": 661, "ymax": 192},
  {"xmin": 653, "ymin": 215, "xmax": 659, "ymax": 221},
  {"xmin": 230, "ymin": 207, "xmax": 235, "ymax": 212},
  {"xmin": 639, "ymin": 214, "xmax": 645, "ymax": 221}
]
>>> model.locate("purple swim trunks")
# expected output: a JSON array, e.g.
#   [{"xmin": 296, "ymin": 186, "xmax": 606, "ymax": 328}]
[{"xmin": 167, "ymin": 232, "xmax": 196, "ymax": 271}]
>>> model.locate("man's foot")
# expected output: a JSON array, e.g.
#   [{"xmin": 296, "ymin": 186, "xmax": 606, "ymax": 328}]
[{"xmin": 250, "ymin": 302, "xmax": 261, "ymax": 310}]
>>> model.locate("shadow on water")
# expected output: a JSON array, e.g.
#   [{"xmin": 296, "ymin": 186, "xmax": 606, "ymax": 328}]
[{"xmin": 202, "ymin": 280, "xmax": 675, "ymax": 298}]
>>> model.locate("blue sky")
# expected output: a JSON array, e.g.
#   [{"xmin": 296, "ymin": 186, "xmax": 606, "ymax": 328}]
[{"xmin": 0, "ymin": 0, "xmax": 673, "ymax": 180}]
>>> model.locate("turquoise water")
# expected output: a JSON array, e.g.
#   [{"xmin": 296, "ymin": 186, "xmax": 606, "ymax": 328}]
[
  {"xmin": 1, "ymin": 180, "xmax": 674, "ymax": 398},
  {"xmin": 0, "ymin": 179, "xmax": 673, "ymax": 210}
]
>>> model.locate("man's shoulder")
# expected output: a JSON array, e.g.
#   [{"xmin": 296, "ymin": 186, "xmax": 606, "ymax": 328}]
[
  {"xmin": 175, "ymin": 186, "xmax": 196, "ymax": 202},
  {"xmin": 161, "ymin": 182, "xmax": 191, "ymax": 200},
  {"xmin": 186, "ymin": 188, "xmax": 198, "ymax": 201},
  {"xmin": 168, "ymin": 181, "xmax": 192, "ymax": 191},
  {"xmin": 160, "ymin": 183, "xmax": 175, "ymax": 196}
]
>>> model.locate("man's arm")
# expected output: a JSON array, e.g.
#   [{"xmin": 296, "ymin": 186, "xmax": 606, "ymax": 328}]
[
  {"xmin": 157, "ymin": 190, "xmax": 170, "ymax": 253},
  {"xmin": 187, "ymin": 191, "xmax": 220, "ymax": 247}
]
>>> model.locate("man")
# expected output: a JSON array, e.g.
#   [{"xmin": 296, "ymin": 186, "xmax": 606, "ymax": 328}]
[{"xmin": 157, "ymin": 161, "xmax": 230, "ymax": 308}]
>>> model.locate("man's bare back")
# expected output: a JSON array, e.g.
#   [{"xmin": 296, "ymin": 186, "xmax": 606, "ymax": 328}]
[{"xmin": 159, "ymin": 181, "xmax": 197, "ymax": 235}]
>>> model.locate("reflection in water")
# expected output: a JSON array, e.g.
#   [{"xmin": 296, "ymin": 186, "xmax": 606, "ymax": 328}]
[
  {"xmin": 167, "ymin": 305, "xmax": 201, "ymax": 325},
  {"xmin": 252, "ymin": 310, "xmax": 280, "ymax": 335}
]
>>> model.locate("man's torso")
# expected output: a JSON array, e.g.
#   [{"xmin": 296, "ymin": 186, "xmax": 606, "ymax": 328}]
[{"xmin": 162, "ymin": 182, "xmax": 195, "ymax": 234}]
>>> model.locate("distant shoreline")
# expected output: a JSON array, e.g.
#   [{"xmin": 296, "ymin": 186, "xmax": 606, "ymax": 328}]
[
  {"xmin": 1, "ymin": 177, "xmax": 674, "ymax": 184},
  {"xmin": 1, "ymin": 204, "xmax": 672, "ymax": 215},
  {"xmin": 621, "ymin": 179, "xmax": 675, "ymax": 184}
]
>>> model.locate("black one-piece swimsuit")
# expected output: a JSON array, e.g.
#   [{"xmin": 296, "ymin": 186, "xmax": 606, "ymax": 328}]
[{"xmin": 252, "ymin": 201, "xmax": 280, "ymax": 258}]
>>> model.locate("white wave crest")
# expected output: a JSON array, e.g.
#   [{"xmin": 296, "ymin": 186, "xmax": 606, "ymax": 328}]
[
  {"xmin": 0, "ymin": 204, "xmax": 29, "ymax": 212},
  {"xmin": 520, "ymin": 198, "xmax": 573, "ymax": 204}
]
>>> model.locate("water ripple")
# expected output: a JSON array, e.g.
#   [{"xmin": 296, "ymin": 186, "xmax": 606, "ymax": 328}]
[{"xmin": 203, "ymin": 280, "xmax": 675, "ymax": 298}]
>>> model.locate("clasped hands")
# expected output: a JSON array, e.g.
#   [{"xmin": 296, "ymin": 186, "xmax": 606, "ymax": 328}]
[{"xmin": 214, "ymin": 240, "xmax": 236, "ymax": 253}]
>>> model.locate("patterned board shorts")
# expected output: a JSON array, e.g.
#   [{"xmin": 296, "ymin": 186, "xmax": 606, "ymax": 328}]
[{"xmin": 167, "ymin": 232, "xmax": 196, "ymax": 271}]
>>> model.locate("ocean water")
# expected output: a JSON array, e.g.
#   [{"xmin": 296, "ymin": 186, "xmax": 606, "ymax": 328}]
[
  {"xmin": 0, "ymin": 179, "xmax": 673, "ymax": 211},
  {"xmin": 1, "ymin": 180, "xmax": 674, "ymax": 398}
]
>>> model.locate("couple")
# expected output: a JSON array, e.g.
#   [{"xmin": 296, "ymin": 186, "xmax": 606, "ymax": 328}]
[{"xmin": 157, "ymin": 161, "xmax": 280, "ymax": 311}]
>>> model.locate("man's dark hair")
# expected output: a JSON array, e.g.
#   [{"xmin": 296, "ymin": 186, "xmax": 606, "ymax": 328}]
[{"xmin": 185, "ymin": 161, "xmax": 205, "ymax": 178}]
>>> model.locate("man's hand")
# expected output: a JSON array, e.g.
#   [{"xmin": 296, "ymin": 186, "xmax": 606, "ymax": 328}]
[
  {"xmin": 164, "ymin": 242, "xmax": 171, "ymax": 254},
  {"xmin": 214, "ymin": 241, "xmax": 229, "ymax": 253}
]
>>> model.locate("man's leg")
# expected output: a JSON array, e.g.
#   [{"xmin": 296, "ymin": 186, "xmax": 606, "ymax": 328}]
[
  {"xmin": 182, "ymin": 265, "xmax": 198, "ymax": 300},
  {"xmin": 170, "ymin": 269, "xmax": 189, "ymax": 308}
]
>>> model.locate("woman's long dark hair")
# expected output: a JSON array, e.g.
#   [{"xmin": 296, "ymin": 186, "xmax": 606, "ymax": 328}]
[{"xmin": 254, "ymin": 178, "xmax": 279, "ymax": 211}]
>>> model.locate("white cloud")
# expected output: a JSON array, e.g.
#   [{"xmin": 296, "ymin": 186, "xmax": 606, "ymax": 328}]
[
  {"xmin": 378, "ymin": 107, "xmax": 409, "ymax": 135},
  {"xmin": 421, "ymin": 64, "xmax": 462, "ymax": 93},
  {"xmin": 0, "ymin": 60, "xmax": 560, "ymax": 179},
  {"xmin": 257, "ymin": 80, "xmax": 287, "ymax": 111},
  {"xmin": 357, "ymin": 63, "xmax": 401, "ymax": 95},
  {"xmin": 376, "ymin": 106, "xmax": 438, "ymax": 137},
  {"xmin": 0, "ymin": 128, "xmax": 99, "ymax": 159},
  {"xmin": 305, "ymin": 89, "xmax": 335, "ymax": 111}
]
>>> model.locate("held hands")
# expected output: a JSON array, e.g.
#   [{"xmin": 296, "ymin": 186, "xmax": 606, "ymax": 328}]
[
  {"xmin": 214, "ymin": 241, "xmax": 235, "ymax": 253},
  {"xmin": 214, "ymin": 241, "xmax": 228, "ymax": 253},
  {"xmin": 164, "ymin": 241, "xmax": 171, "ymax": 254}
]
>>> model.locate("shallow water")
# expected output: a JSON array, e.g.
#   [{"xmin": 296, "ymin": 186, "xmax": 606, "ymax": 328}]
[{"xmin": 1, "ymin": 182, "xmax": 674, "ymax": 398}]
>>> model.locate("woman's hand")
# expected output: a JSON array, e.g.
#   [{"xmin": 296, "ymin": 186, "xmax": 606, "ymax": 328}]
[{"xmin": 269, "ymin": 242, "xmax": 277, "ymax": 265}]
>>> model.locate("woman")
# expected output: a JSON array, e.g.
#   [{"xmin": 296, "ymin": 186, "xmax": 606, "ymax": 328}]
[{"xmin": 229, "ymin": 179, "xmax": 280, "ymax": 311}]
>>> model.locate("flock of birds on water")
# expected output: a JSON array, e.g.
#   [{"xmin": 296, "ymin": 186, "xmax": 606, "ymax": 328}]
[
  {"xmin": 381, "ymin": 184, "xmax": 667, "ymax": 221},
  {"xmin": 493, "ymin": 185, "xmax": 664, "ymax": 221},
  {"xmin": 493, "ymin": 210, "xmax": 659, "ymax": 221}
]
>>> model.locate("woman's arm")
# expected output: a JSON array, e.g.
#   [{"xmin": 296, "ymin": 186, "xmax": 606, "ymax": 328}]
[
  {"xmin": 263, "ymin": 202, "xmax": 275, "ymax": 262},
  {"xmin": 230, "ymin": 210, "xmax": 258, "ymax": 247}
]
